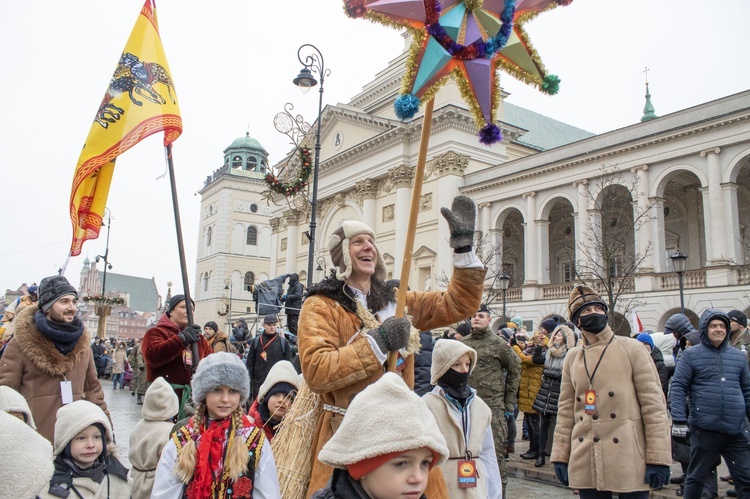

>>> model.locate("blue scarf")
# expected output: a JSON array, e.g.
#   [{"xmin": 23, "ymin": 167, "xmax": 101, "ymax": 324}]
[{"xmin": 34, "ymin": 310, "xmax": 84, "ymax": 355}]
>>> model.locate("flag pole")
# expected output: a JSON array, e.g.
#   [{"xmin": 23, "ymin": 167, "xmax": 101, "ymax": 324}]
[
  {"xmin": 388, "ymin": 98, "xmax": 435, "ymax": 373},
  {"xmin": 165, "ymin": 144, "xmax": 200, "ymax": 371}
]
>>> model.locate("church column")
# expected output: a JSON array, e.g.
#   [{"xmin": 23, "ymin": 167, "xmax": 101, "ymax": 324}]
[
  {"xmin": 283, "ymin": 210, "xmax": 302, "ymax": 276},
  {"xmin": 388, "ymin": 165, "xmax": 415, "ymax": 276},
  {"xmin": 491, "ymin": 228, "xmax": 503, "ymax": 275},
  {"xmin": 587, "ymin": 207, "xmax": 603, "ymax": 278},
  {"xmin": 269, "ymin": 217, "xmax": 281, "ymax": 276},
  {"xmin": 433, "ymin": 152, "xmax": 469, "ymax": 280},
  {"xmin": 701, "ymin": 147, "xmax": 727, "ymax": 264},
  {"xmin": 649, "ymin": 197, "xmax": 667, "ymax": 273},
  {"xmin": 574, "ymin": 181, "xmax": 590, "ymax": 271},
  {"xmin": 723, "ymin": 182, "xmax": 742, "ymax": 264},
  {"xmin": 632, "ymin": 165, "xmax": 654, "ymax": 272},
  {"xmin": 479, "ymin": 202, "xmax": 493, "ymax": 258},
  {"xmin": 355, "ymin": 178, "xmax": 379, "ymax": 230},
  {"xmin": 523, "ymin": 192, "xmax": 538, "ymax": 284},
  {"xmin": 538, "ymin": 219, "xmax": 550, "ymax": 285}
]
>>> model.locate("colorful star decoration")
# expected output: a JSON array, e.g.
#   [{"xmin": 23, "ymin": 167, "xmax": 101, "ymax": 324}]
[{"xmin": 344, "ymin": 0, "xmax": 573, "ymax": 144}]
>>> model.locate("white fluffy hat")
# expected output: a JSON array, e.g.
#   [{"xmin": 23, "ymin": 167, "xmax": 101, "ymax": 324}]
[
  {"xmin": 0, "ymin": 411, "xmax": 54, "ymax": 499},
  {"xmin": 256, "ymin": 360, "xmax": 300, "ymax": 403},
  {"xmin": 430, "ymin": 339, "xmax": 477, "ymax": 385},
  {"xmin": 0, "ymin": 385, "xmax": 36, "ymax": 429},
  {"xmin": 191, "ymin": 352, "xmax": 250, "ymax": 405},
  {"xmin": 328, "ymin": 221, "xmax": 387, "ymax": 282},
  {"xmin": 53, "ymin": 400, "xmax": 113, "ymax": 457},
  {"xmin": 318, "ymin": 373, "xmax": 448, "ymax": 468}
]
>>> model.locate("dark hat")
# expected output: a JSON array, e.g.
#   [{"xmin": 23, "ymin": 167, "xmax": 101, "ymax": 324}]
[
  {"xmin": 456, "ymin": 321, "xmax": 471, "ymax": 337},
  {"xmin": 203, "ymin": 321, "xmax": 219, "ymax": 333},
  {"xmin": 27, "ymin": 285, "xmax": 38, "ymax": 295},
  {"xmin": 264, "ymin": 313, "xmax": 279, "ymax": 324},
  {"xmin": 166, "ymin": 294, "xmax": 194, "ymax": 316},
  {"xmin": 728, "ymin": 310, "xmax": 748, "ymax": 328},
  {"xmin": 477, "ymin": 303, "xmax": 491, "ymax": 315},
  {"xmin": 540, "ymin": 317, "xmax": 560, "ymax": 334},
  {"xmin": 38, "ymin": 275, "xmax": 78, "ymax": 313},
  {"xmin": 567, "ymin": 285, "xmax": 608, "ymax": 325}
]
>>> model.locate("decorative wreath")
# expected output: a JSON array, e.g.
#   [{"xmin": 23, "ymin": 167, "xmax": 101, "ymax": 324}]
[
  {"xmin": 264, "ymin": 146, "xmax": 312, "ymax": 196},
  {"xmin": 82, "ymin": 295, "xmax": 125, "ymax": 306}
]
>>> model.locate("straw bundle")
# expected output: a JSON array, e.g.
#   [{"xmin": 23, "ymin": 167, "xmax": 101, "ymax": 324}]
[{"xmin": 271, "ymin": 378, "xmax": 322, "ymax": 499}]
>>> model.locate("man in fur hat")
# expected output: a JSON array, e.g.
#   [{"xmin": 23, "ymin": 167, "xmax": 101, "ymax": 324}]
[
  {"xmin": 551, "ymin": 285, "xmax": 671, "ymax": 498},
  {"xmin": 0, "ymin": 275, "xmax": 109, "ymax": 442},
  {"xmin": 297, "ymin": 195, "xmax": 486, "ymax": 497}
]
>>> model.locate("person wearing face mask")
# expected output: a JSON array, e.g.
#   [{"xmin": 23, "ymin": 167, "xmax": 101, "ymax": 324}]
[
  {"xmin": 550, "ymin": 285, "xmax": 672, "ymax": 499},
  {"xmin": 423, "ymin": 339, "xmax": 502, "ymax": 499}
]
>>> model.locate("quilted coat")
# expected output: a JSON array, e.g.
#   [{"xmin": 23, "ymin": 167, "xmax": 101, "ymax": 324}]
[
  {"xmin": 0, "ymin": 304, "xmax": 109, "ymax": 442},
  {"xmin": 532, "ymin": 325, "xmax": 576, "ymax": 416},
  {"xmin": 669, "ymin": 309, "xmax": 750, "ymax": 434},
  {"xmin": 550, "ymin": 326, "xmax": 671, "ymax": 493},
  {"xmin": 299, "ymin": 267, "xmax": 486, "ymax": 497},
  {"xmin": 512, "ymin": 336, "xmax": 547, "ymax": 414}
]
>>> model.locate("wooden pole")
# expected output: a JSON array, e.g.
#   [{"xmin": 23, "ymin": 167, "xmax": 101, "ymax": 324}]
[{"xmin": 388, "ymin": 98, "xmax": 435, "ymax": 372}]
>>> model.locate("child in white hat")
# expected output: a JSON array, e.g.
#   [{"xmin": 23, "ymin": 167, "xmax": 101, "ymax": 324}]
[
  {"xmin": 312, "ymin": 372, "xmax": 448, "ymax": 498},
  {"xmin": 247, "ymin": 360, "xmax": 299, "ymax": 440},
  {"xmin": 152, "ymin": 352, "xmax": 281, "ymax": 499},
  {"xmin": 423, "ymin": 339, "xmax": 502, "ymax": 498}
]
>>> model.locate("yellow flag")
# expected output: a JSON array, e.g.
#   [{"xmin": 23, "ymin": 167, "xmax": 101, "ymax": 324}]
[{"xmin": 69, "ymin": 0, "xmax": 181, "ymax": 256}]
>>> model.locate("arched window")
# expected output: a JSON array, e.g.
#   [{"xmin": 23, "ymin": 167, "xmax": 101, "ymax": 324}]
[
  {"xmin": 244, "ymin": 271, "xmax": 255, "ymax": 291},
  {"xmin": 246, "ymin": 156, "xmax": 258, "ymax": 171},
  {"xmin": 207, "ymin": 226, "xmax": 213, "ymax": 247},
  {"xmin": 232, "ymin": 155, "xmax": 242, "ymax": 168},
  {"xmin": 203, "ymin": 273, "xmax": 209, "ymax": 291},
  {"xmin": 246, "ymin": 226, "xmax": 257, "ymax": 245},
  {"xmin": 260, "ymin": 159, "xmax": 267, "ymax": 173}
]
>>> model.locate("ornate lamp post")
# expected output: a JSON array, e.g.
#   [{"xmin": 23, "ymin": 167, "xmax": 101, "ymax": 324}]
[
  {"xmin": 670, "ymin": 251, "xmax": 688, "ymax": 314},
  {"xmin": 224, "ymin": 277, "xmax": 233, "ymax": 332},
  {"xmin": 293, "ymin": 44, "xmax": 330, "ymax": 288},
  {"xmin": 498, "ymin": 273, "xmax": 511, "ymax": 323},
  {"xmin": 316, "ymin": 256, "xmax": 326, "ymax": 282},
  {"xmin": 94, "ymin": 208, "xmax": 115, "ymax": 338}
]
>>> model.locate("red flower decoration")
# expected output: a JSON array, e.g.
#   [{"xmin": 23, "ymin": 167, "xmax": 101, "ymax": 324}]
[{"xmin": 232, "ymin": 476, "xmax": 253, "ymax": 498}]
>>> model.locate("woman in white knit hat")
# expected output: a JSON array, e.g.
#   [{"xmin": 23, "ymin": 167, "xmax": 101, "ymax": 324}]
[
  {"xmin": 423, "ymin": 339, "xmax": 502, "ymax": 498},
  {"xmin": 152, "ymin": 352, "xmax": 281, "ymax": 499},
  {"xmin": 298, "ymin": 196, "xmax": 486, "ymax": 497},
  {"xmin": 247, "ymin": 359, "xmax": 299, "ymax": 441},
  {"xmin": 312, "ymin": 372, "xmax": 448, "ymax": 499}
]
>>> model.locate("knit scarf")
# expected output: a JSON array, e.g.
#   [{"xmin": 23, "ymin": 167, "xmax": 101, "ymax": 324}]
[
  {"xmin": 34, "ymin": 310, "xmax": 84, "ymax": 355},
  {"xmin": 186, "ymin": 417, "xmax": 232, "ymax": 499}
]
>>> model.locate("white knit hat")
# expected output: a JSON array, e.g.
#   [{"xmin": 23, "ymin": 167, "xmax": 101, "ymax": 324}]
[
  {"xmin": 142, "ymin": 376, "xmax": 179, "ymax": 422},
  {"xmin": 0, "ymin": 411, "xmax": 54, "ymax": 499},
  {"xmin": 53, "ymin": 400, "xmax": 113, "ymax": 457},
  {"xmin": 0, "ymin": 385, "xmax": 36, "ymax": 429},
  {"xmin": 328, "ymin": 221, "xmax": 387, "ymax": 282},
  {"xmin": 191, "ymin": 352, "xmax": 250, "ymax": 405},
  {"xmin": 318, "ymin": 373, "xmax": 448, "ymax": 469},
  {"xmin": 256, "ymin": 360, "xmax": 300, "ymax": 403},
  {"xmin": 430, "ymin": 339, "xmax": 477, "ymax": 385}
]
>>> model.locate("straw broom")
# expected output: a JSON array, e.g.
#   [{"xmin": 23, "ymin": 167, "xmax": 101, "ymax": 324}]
[{"xmin": 271, "ymin": 378, "xmax": 322, "ymax": 499}]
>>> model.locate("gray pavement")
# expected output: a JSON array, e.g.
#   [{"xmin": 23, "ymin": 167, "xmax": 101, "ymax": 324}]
[{"xmin": 102, "ymin": 379, "xmax": 143, "ymax": 468}]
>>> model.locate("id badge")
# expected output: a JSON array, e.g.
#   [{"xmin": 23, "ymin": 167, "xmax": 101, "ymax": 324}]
[
  {"xmin": 395, "ymin": 352, "xmax": 406, "ymax": 372},
  {"xmin": 60, "ymin": 381, "xmax": 73, "ymax": 405},
  {"xmin": 584, "ymin": 389, "xmax": 597, "ymax": 415},
  {"xmin": 183, "ymin": 349, "xmax": 193, "ymax": 367},
  {"xmin": 457, "ymin": 459, "xmax": 478, "ymax": 488}
]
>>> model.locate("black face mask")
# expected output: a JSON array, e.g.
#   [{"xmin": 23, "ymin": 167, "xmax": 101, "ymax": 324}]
[
  {"xmin": 579, "ymin": 313, "xmax": 608, "ymax": 334},
  {"xmin": 438, "ymin": 368, "xmax": 472, "ymax": 400}
]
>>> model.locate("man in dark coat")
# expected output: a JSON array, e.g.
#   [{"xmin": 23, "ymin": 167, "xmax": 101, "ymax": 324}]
[
  {"xmin": 245, "ymin": 313, "xmax": 292, "ymax": 401},
  {"xmin": 284, "ymin": 273, "xmax": 304, "ymax": 335},
  {"xmin": 670, "ymin": 309, "xmax": 750, "ymax": 499}
]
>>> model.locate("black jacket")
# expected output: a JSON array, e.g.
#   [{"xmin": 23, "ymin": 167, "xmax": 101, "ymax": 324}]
[
  {"xmin": 650, "ymin": 346, "xmax": 669, "ymax": 398},
  {"xmin": 245, "ymin": 332, "xmax": 293, "ymax": 400},
  {"xmin": 414, "ymin": 331, "xmax": 435, "ymax": 397},
  {"xmin": 285, "ymin": 274, "xmax": 304, "ymax": 315}
]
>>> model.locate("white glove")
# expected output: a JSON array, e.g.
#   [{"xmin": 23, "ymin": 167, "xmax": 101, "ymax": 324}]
[{"xmin": 671, "ymin": 424, "xmax": 688, "ymax": 438}]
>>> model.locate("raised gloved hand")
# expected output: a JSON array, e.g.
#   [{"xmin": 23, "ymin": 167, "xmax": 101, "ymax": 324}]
[
  {"xmin": 371, "ymin": 317, "xmax": 411, "ymax": 353},
  {"xmin": 644, "ymin": 464, "xmax": 671, "ymax": 489},
  {"xmin": 671, "ymin": 423, "xmax": 688, "ymax": 438},
  {"xmin": 178, "ymin": 324, "xmax": 202, "ymax": 346},
  {"xmin": 553, "ymin": 463, "xmax": 569, "ymax": 486},
  {"xmin": 440, "ymin": 195, "xmax": 476, "ymax": 251}
]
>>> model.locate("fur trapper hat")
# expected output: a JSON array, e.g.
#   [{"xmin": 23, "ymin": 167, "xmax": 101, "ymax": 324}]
[
  {"xmin": 53, "ymin": 400, "xmax": 113, "ymax": 457},
  {"xmin": 38, "ymin": 275, "xmax": 78, "ymax": 314},
  {"xmin": 191, "ymin": 352, "xmax": 250, "ymax": 405},
  {"xmin": 142, "ymin": 376, "xmax": 179, "ymax": 422},
  {"xmin": 430, "ymin": 339, "xmax": 477, "ymax": 385},
  {"xmin": 256, "ymin": 360, "xmax": 300, "ymax": 403},
  {"xmin": 0, "ymin": 411, "xmax": 54, "ymax": 499},
  {"xmin": 318, "ymin": 372, "xmax": 448, "ymax": 469},
  {"xmin": 567, "ymin": 285, "xmax": 608, "ymax": 325},
  {"xmin": 0, "ymin": 385, "xmax": 36, "ymax": 429},
  {"xmin": 328, "ymin": 221, "xmax": 387, "ymax": 282}
]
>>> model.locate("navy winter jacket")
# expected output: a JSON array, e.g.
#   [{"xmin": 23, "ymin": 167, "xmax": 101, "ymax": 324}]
[
  {"xmin": 414, "ymin": 330, "xmax": 435, "ymax": 397},
  {"xmin": 669, "ymin": 309, "xmax": 750, "ymax": 434}
]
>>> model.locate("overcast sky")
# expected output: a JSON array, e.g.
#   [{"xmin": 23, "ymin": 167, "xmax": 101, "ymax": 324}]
[{"xmin": 1, "ymin": 0, "xmax": 748, "ymax": 299}]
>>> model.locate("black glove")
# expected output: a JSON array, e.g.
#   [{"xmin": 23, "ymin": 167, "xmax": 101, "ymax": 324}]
[
  {"xmin": 440, "ymin": 195, "xmax": 476, "ymax": 251},
  {"xmin": 553, "ymin": 462, "xmax": 569, "ymax": 486},
  {"xmin": 371, "ymin": 317, "xmax": 411, "ymax": 353},
  {"xmin": 509, "ymin": 335, "xmax": 518, "ymax": 347},
  {"xmin": 644, "ymin": 464, "xmax": 670, "ymax": 489},
  {"xmin": 178, "ymin": 325, "xmax": 202, "ymax": 346}
]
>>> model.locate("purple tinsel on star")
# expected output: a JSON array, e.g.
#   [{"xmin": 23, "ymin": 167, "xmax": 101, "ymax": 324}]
[
  {"xmin": 478, "ymin": 123, "xmax": 502, "ymax": 145},
  {"xmin": 395, "ymin": 93, "xmax": 421, "ymax": 120}
]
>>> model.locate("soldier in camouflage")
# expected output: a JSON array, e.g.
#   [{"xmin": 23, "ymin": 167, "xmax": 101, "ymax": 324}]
[{"xmin": 461, "ymin": 304, "xmax": 521, "ymax": 496}]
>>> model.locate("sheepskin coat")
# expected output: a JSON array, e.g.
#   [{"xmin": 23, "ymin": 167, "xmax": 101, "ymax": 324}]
[
  {"xmin": 0, "ymin": 304, "xmax": 108, "ymax": 442},
  {"xmin": 299, "ymin": 267, "xmax": 485, "ymax": 497},
  {"xmin": 207, "ymin": 329, "xmax": 232, "ymax": 353},
  {"xmin": 113, "ymin": 341, "xmax": 128, "ymax": 374},
  {"xmin": 551, "ymin": 326, "xmax": 671, "ymax": 493}
]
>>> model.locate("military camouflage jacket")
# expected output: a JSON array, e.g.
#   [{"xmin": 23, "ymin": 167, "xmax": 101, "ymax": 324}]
[{"xmin": 462, "ymin": 327, "xmax": 521, "ymax": 411}]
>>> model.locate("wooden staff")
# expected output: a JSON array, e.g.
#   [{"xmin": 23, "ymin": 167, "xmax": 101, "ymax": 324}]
[{"xmin": 388, "ymin": 98, "xmax": 435, "ymax": 372}]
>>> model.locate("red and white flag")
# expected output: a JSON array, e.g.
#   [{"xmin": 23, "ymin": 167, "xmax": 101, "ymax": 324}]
[{"xmin": 631, "ymin": 310, "xmax": 644, "ymax": 335}]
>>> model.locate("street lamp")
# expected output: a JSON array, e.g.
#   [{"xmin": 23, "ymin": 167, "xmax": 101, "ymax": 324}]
[
  {"xmin": 224, "ymin": 277, "xmax": 233, "ymax": 331},
  {"xmin": 498, "ymin": 273, "xmax": 511, "ymax": 323},
  {"xmin": 316, "ymin": 256, "xmax": 326, "ymax": 281},
  {"xmin": 670, "ymin": 251, "xmax": 688, "ymax": 314},
  {"xmin": 95, "ymin": 208, "xmax": 113, "ymax": 297},
  {"xmin": 293, "ymin": 43, "xmax": 330, "ymax": 288}
]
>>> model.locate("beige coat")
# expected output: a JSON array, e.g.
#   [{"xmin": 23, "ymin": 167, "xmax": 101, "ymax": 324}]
[
  {"xmin": 550, "ymin": 327, "xmax": 671, "ymax": 492},
  {"xmin": 113, "ymin": 342, "xmax": 128, "ymax": 374},
  {"xmin": 0, "ymin": 305, "xmax": 109, "ymax": 442}
]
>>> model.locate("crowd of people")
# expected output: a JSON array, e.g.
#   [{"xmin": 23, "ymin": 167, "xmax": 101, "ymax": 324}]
[{"xmin": 1, "ymin": 194, "xmax": 749, "ymax": 499}]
